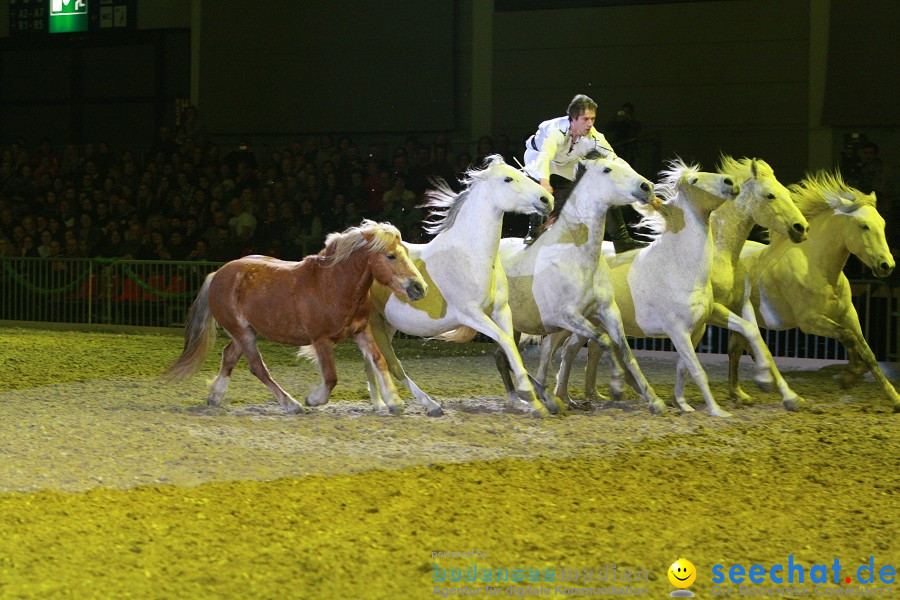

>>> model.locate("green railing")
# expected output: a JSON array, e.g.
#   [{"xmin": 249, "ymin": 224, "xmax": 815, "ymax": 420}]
[
  {"xmin": 0, "ymin": 257, "xmax": 897, "ymax": 361},
  {"xmin": 0, "ymin": 257, "xmax": 221, "ymax": 328}
]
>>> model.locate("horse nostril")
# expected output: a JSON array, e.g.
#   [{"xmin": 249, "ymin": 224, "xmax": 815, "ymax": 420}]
[
  {"xmin": 793, "ymin": 223, "xmax": 807, "ymax": 233},
  {"xmin": 881, "ymin": 262, "xmax": 892, "ymax": 272},
  {"xmin": 408, "ymin": 281, "xmax": 425, "ymax": 299},
  {"xmin": 724, "ymin": 178, "xmax": 733, "ymax": 186},
  {"xmin": 540, "ymin": 195, "xmax": 550, "ymax": 206},
  {"xmin": 640, "ymin": 182, "xmax": 650, "ymax": 192}
]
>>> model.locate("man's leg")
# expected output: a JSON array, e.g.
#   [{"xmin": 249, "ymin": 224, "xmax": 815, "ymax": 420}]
[
  {"xmin": 605, "ymin": 205, "xmax": 647, "ymax": 252},
  {"xmin": 524, "ymin": 174, "xmax": 572, "ymax": 245}
]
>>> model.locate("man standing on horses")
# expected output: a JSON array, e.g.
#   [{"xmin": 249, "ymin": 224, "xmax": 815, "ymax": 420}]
[{"xmin": 522, "ymin": 93, "xmax": 647, "ymax": 250}]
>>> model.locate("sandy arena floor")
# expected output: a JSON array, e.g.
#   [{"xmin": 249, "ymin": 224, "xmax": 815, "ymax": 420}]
[{"xmin": 0, "ymin": 328, "xmax": 897, "ymax": 599}]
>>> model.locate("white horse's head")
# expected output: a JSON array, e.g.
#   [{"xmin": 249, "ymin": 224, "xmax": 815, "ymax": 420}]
[
  {"xmin": 471, "ymin": 154, "xmax": 553, "ymax": 216},
  {"xmin": 791, "ymin": 171, "xmax": 895, "ymax": 278},
  {"xmin": 718, "ymin": 156, "xmax": 809, "ymax": 243},
  {"xmin": 662, "ymin": 158, "xmax": 740, "ymax": 214},
  {"xmin": 635, "ymin": 159, "xmax": 739, "ymax": 238},
  {"xmin": 420, "ymin": 155, "xmax": 553, "ymax": 235},
  {"xmin": 572, "ymin": 152, "xmax": 654, "ymax": 207}
]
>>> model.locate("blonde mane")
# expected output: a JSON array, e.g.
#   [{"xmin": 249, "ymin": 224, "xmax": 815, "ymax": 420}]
[
  {"xmin": 320, "ymin": 219, "xmax": 400, "ymax": 265},
  {"xmin": 420, "ymin": 154, "xmax": 507, "ymax": 235},
  {"xmin": 717, "ymin": 155, "xmax": 775, "ymax": 181},
  {"xmin": 789, "ymin": 170, "xmax": 875, "ymax": 219},
  {"xmin": 634, "ymin": 158, "xmax": 698, "ymax": 240}
]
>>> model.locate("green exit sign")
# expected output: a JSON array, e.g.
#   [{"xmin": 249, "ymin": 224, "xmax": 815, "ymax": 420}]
[{"xmin": 49, "ymin": 0, "xmax": 88, "ymax": 34}]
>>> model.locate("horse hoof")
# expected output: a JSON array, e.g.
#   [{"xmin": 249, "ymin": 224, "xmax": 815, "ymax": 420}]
[
  {"xmin": 782, "ymin": 395, "xmax": 806, "ymax": 412},
  {"xmin": 753, "ymin": 375, "xmax": 775, "ymax": 393},
  {"xmin": 387, "ymin": 403, "xmax": 404, "ymax": 415},
  {"xmin": 729, "ymin": 388, "xmax": 753, "ymax": 404},
  {"xmin": 530, "ymin": 404, "xmax": 551, "ymax": 418},
  {"xmin": 709, "ymin": 407, "xmax": 732, "ymax": 417},
  {"xmin": 585, "ymin": 391, "xmax": 609, "ymax": 403},
  {"xmin": 892, "ymin": 401, "xmax": 900, "ymax": 414},
  {"xmin": 648, "ymin": 399, "xmax": 667, "ymax": 415},
  {"xmin": 206, "ymin": 396, "xmax": 223, "ymax": 406},
  {"xmin": 283, "ymin": 401, "xmax": 306, "ymax": 414},
  {"xmin": 426, "ymin": 405, "xmax": 444, "ymax": 417},
  {"xmin": 839, "ymin": 371, "xmax": 862, "ymax": 389}
]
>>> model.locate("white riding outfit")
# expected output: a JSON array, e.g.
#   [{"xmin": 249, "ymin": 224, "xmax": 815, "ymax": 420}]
[{"xmin": 524, "ymin": 116, "xmax": 626, "ymax": 182}]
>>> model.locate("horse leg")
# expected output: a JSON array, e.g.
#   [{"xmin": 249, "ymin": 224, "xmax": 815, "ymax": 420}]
[
  {"xmin": 474, "ymin": 307, "xmax": 561, "ymax": 416},
  {"xmin": 840, "ymin": 348, "xmax": 867, "ymax": 388},
  {"xmin": 362, "ymin": 359, "xmax": 385, "ymax": 410},
  {"xmin": 494, "ymin": 339, "xmax": 521, "ymax": 408},
  {"xmin": 535, "ymin": 333, "xmax": 561, "ymax": 386},
  {"xmin": 303, "ymin": 339, "xmax": 337, "ymax": 409},
  {"xmin": 370, "ymin": 311, "xmax": 443, "ymax": 417},
  {"xmin": 556, "ymin": 333, "xmax": 589, "ymax": 409},
  {"xmin": 672, "ymin": 357, "xmax": 695, "ymax": 412},
  {"xmin": 727, "ymin": 331, "xmax": 753, "ymax": 403},
  {"xmin": 583, "ymin": 337, "xmax": 611, "ymax": 403},
  {"xmin": 208, "ymin": 339, "xmax": 242, "ymax": 406},
  {"xmin": 593, "ymin": 305, "xmax": 666, "ymax": 415},
  {"xmin": 236, "ymin": 330, "xmax": 303, "ymax": 413},
  {"xmin": 354, "ymin": 325, "xmax": 404, "ymax": 414},
  {"xmin": 710, "ymin": 303, "xmax": 804, "ymax": 411},
  {"xmin": 813, "ymin": 312, "xmax": 900, "ymax": 411},
  {"xmin": 667, "ymin": 328, "xmax": 731, "ymax": 417}
]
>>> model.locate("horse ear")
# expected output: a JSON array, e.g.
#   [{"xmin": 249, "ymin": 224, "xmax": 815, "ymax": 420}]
[
  {"xmin": 824, "ymin": 189, "xmax": 855, "ymax": 212},
  {"xmin": 575, "ymin": 162, "xmax": 587, "ymax": 179},
  {"xmin": 750, "ymin": 159, "xmax": 759, "ymax": 179}
]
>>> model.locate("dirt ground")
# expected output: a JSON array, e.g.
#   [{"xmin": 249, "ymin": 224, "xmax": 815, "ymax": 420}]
[{"xmin": 0, "ymin": 328, "xmax": 897, "ymax": 599}]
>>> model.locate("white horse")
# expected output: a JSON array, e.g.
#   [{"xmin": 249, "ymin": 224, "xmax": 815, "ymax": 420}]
[
  {"xmin": 547, "ymin": 157, "xmax": 813, "ymax": 412},
  {"xmin": 729, "ymin": 171, "xmax": 898, "ymax": 411},
  {"xmin": 365, "ymin": 155, "xmax": 561, "ymax": 417},
  {"xmin": 492, "ymin": 152, "xmax": 667, "ymax": 414},
  {"xmin": 675, "ymin": 156, "xmax": 810, "ymax": 410},
  {"xmin": 551, "ymin": 159, "xmax": 740, "ymax": 416}
]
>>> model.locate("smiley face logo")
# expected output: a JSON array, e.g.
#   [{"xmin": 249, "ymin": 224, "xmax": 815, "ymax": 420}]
[{"xmin": 668, "ymin": 558, "xmax": 696, "ymax": 588}]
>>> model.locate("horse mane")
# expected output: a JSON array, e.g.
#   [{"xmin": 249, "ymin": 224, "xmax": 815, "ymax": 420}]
[
  {"xmin": 717, "ymin": 155, "xmax": 775, "ymax": 181},
  {"xmin": 538, "ymin": 150, "xmax": 603, "ymax": 235},
  {"xmin": 634, "ymin": 157, "xmax": 698, "ymax": 240},
  {"xmin": 320, "ymin": 219, "xmax": 401, "ymax": 266},
  {"xmin": 789, "ymin": 170, "xmax": 875, "ymax": 219},
  {"xmin": 420, "ymin": 154, "xmax": 507, "ymax": 235}
]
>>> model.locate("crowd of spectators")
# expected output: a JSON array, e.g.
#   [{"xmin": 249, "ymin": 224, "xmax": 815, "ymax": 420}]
[{"xmin": 0, "ymin": 110, "xmax": 509, "ymax": 264}]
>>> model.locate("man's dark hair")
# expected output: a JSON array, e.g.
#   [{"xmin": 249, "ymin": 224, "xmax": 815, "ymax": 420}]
[{"xmin": 567, "ymin": 94, "xmax": 598, "ymax": 121}]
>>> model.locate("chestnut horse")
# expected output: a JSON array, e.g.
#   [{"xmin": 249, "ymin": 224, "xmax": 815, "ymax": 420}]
[{"xmin": 166, "ymin": 220, "xmax": 427, "ymax": 414}]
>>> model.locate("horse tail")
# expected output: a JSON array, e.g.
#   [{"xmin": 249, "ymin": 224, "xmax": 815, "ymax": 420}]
[
  {"xmin": 165, "ymin": 272, "xmax": 217, "ymax": 381},
  {"xmin": 296, "ymin": 345, "xmax": 319, "ymax": 364},
  {"xmin": 435, "ymin": 326, "xmax": 478, "ymax": 343}
]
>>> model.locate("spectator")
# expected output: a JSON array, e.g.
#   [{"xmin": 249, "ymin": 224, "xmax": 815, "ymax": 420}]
[
  {"xmin": 175, "ymin": 105, "xmax": 207, "ymax": 151},
  {"xmin": 292, "ymin": 199, "xmax": 323, "ymax": 256},
  {"xmin": 228, "ymin": 193, "xmax": 258, "ymax": 243}
]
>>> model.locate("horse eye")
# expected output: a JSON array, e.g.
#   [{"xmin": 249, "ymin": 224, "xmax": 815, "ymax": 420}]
[
  {"xmin": 603, "ymin": 167, "xmax": 612, "ymax": 174},
  {"xmin": 860, "ymin": 224, "xmax": 870, "ymax": 231},
  {"xmin": 690, "ymin": 177, "xmax": 698, "ymax": 184},
  {"xmin": 766, "ymin": 193, "xmax": 775, "ymax": 200},
  {"xmin": 504, "ymin": 176, "xmax": 513, "ymax": 183},
  {"xmin": 387, "ymin": 253, "xmax": 397, "ymax": 260}
]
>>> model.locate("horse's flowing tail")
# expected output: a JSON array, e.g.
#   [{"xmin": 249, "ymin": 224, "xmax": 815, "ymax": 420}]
[
  {"xmin": 165, "ymin": 272, "xmax": 217, "ymax": 381},
  {"xmin": 435, "ymin": 326, "xmax": 478, "ymax": 343}
]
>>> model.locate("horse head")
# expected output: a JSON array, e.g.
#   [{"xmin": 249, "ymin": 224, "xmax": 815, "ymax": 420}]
[
  {"xmin": 719, "ymin": 156, "xmax": 809, "ymax": 243},
  {"xmin": 823, "ymin": 183, "xmax": 894, "ymax": 278},
  {"xmin": 471, "ymin": 154, "xmax": 553, "ymax": 216},
  {"xmin": 664, "ymin": 158, "xmax": 740, "ymax": 215},
  {"xmin": 573, "ymin": 152, "xmax": 654, "ymax": 207},
  {"xmin": 333, "ymin": 220, "xmax": 427, "ymax": 301}
]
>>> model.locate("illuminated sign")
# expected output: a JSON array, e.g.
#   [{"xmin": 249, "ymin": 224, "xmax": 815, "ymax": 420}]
[{"xmin": 49, "ymin": 0, "xmax": 88, "ymax": 33}]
